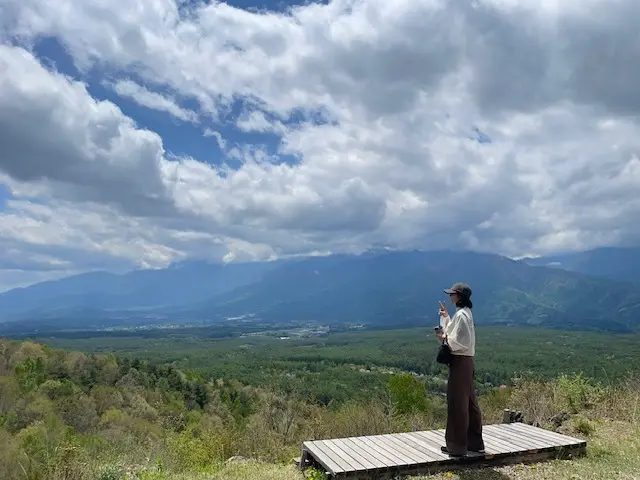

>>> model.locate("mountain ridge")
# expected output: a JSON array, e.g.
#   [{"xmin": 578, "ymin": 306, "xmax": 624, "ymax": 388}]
[
  {"xmin": 1, "ymin": 248, "xmax": 639, "ymax": 333},
  {"xmin": 520, "ymin": 247, "xmax": 640, "ymax": 283}
]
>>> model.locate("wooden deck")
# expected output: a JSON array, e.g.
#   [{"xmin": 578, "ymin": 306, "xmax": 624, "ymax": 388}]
[{"xmin": 299, "ymin": 422, "xmax": 587, "ymax": 479}]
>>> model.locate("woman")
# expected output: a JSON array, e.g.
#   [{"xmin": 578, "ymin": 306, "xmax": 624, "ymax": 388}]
[{"xmin": 436, "ymin": 282, "xmax": 485, "ymax": 458}]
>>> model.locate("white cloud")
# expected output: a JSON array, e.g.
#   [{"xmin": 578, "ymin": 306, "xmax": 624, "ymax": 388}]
[
  {"xmin": 236, "ymin": 109, "xmax": 286, "ymax": 134},
  {"xmin": 109, "ymin": 79, "xmax": 199, "ymax": 123},
  {"xmin": 0, "ymin": 0, "xmax": 640, "ymax": 289},
  {"xmin": 0, "ymin": 45, "xmax": 172, "ymax": 217},
  {"xmin": 203, "ymin": 129, "xmax": 227, "ymax": 150}
]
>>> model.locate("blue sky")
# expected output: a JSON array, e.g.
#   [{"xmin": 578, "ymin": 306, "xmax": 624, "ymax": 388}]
[
  {"xmin": 0, "ymin": 184, "xmax": 12, "ymax": 210},
  {"xmin": 0, "ymin": 0, "xmax": 639, "ymax": 291}
]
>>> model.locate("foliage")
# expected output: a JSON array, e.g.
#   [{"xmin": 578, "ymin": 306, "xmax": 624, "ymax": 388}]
[
  {"xmin": 35, "ymin": 325, "xmax": 640, "ymax": 408},
  {"xmin": 388, "ymin": 373, "xmax": 430, "ymax": 415},
  {"xmin": 0, "ymin": 332, "xmax": 639, "ymax": 480},
  {"xmin": 556, "ymin": 373, "xmax": 603, "ymax": 413},
  {"xmin": 15, "ymin": 357, "xmax": 46, "ymax": 392},
  {"xmin": 304, "ymin": 467, "xmax": 326, "ymax": 480}
]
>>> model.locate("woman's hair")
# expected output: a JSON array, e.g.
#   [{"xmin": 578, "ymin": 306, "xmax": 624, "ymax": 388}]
[{"xmin": 456, "ymin": 295, "xmax": 473, "ymax": 309}]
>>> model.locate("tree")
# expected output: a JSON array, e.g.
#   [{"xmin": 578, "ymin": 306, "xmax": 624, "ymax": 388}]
[
  {"xmin": 387, "ymin": 373, "xmax": 429, "ymax": 415},
  {"xmin": 14, "ymin": 357, "xmax": 46, "ymax": 393}
]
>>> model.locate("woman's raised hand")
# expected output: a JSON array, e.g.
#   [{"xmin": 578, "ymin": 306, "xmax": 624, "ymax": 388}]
[{"xmin": 439, "ymin": 301, "xmax": 449, "ymax": 318}]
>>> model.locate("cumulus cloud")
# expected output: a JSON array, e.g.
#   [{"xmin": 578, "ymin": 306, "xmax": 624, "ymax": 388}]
[
  {"xmin": 236, "ymin": 109, "xmax": 286, "ymax": 134},
  {"xmin": 0, "ymin": 0, "xmax": 639, "ymax": 289},
  {"xmin": 109, "ymin": 79, "xmax": 199, "ymax": 123},
  {"xmin": 0, "ymin": 46, "xmax": 174, "ymax": 217}
]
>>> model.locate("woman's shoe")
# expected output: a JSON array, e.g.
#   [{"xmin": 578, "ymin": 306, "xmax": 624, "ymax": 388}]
[{"xmin": 440, "ymin": 446, "xmax": 465, "ymax": 458}]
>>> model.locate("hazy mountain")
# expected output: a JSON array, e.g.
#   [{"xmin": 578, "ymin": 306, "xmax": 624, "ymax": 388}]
[
  {"xmin": 0, "ymin": 260, "xmax": 275, "ymax": 316},
  {"xmin": 2, "ymin": 250, "xmax": 639, "ymax": 333},
  {"xmin": 188, "ymin": 250, "xmax": 640, "ymax": 332},
  {"xmin": 521, "ymin": 247, "xmax": 640, "ymax": 283}
]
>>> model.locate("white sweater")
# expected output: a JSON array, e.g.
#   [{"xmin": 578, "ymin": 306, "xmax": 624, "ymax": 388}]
[{"xmin": 440, "ymin": 306, "xmax": 476, "ymax": 357}]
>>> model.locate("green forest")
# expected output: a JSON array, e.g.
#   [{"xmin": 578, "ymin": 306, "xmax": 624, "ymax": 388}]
[{"xmin": 36, "ymin": 326, "xmax": 640, "ymax": 406}]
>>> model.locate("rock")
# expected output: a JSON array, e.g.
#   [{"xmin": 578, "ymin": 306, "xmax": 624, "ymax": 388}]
[
  {"xmin": 556, "ymin": 424, "xmax": 573, "ymax": 435},
  {"xmin": 225, "ymin": 456, "xmax": 248, "ymax": 464},
  {"xmin": 550, "ymin": 412, "xmax": 571, "ymax": 427}
]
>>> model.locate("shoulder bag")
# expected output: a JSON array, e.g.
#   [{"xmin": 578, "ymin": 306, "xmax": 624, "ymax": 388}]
[{"xmin": 436, "ymin": 340, "xmax": 453, "ymax": 365}]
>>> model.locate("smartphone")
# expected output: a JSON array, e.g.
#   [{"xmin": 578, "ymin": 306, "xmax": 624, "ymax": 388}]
[{"xmin": 434, "ymin": 326, "xmax": 443, "ymax": 332}]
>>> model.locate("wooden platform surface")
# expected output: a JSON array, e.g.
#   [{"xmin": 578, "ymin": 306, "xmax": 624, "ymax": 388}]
[{"xmin": 300, "ymin": 422, "xmax": 586, "ymax": 479}]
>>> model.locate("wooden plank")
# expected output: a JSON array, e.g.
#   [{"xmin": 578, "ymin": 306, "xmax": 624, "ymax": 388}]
[
  {"xmin": 493, "ymin": 424, "xmax": 552, "ymax": 447},
  {"xmin": 403, "ymin": 432, "xmax": 451, "ymax": 460},
  {"xmin": 414, "ymin": 429, "xmax": 447, "ymax": 450},
  {"xmin": 368, "ymin": 434, "xmax": 424, "ymax": 465},
  {"xmin": 501, "ymin": 424, "xmax": 574, "ymax": 448},
  {"xmin": 395, "ymin": 434, "xmax": 452, "ymax": 463},
  {"xmin": 474, "ymin": 433, "xmax": 517, "ymax": 455},
  {"xmin": 483, "ymin": 425, "xmax": 532, "ymax": 452},
  {"xmin": 327, "ymin": 438, "xmax": 375, "ymax": 472},
  {"xmin": 390, "ymin": 432, "xmax": 449, "ymax": 464},
  {"xmin": 344, "ymin": 437, "xmax": 396, "ymax": 471},
  {"xmin": 488, "ymin": 425, "xmax": 547, "ymax": 451},
  {"xmin": 380, "ymin": 433, "xmax": 435, "ymax": 465},
  {"xmin": 513, "ymin": 422, "xmax": 584, "ymax": 442},
  {"xmin": 492, "ymin": 424, "xmax": 545, "ymax": 450},
  {"xmin": 497, "ymin": 423, "xmax": 573, "ymax": 450},
  {"xmin": 355, "ymin": 435, "xmax": 408, "ymax": 467},
  {"xmin": 508, "ymin": 422, "xmax": 586, "ymax": 446},
  {"xmin": 505, "ymin": 426, "xmax": 586, "ymax": 458},
  {"xmin": 304, "ymin": 440, "xmax": 346, "ymax": 474},
  {"xmin": 302, "ymin": 442, "xmax": 341, "ymax": 475},
  {"xmin": 309, "ymin": 440, "xmax": 350, "ymax": 474},
  {"xmin": 346, "ymin": 436, "xmax": 398, "ymax": 469},
  {"xmin": 331, "ymin": 438, "xmax": 379, "ymax": 471},
  {"xmin": 319, "ymin": 439, "xmax": 363, "ymax": 473},
  {"xmin": 331, "ymin": 438, "xmax": 373, "ymax": 472},
  {"xmin": 477, "ymin": 426, "xmax": 521, "ymax": 455},
  {"xmin": 381, "ymin": 433, "xmax": 432, "ymax": 460}
]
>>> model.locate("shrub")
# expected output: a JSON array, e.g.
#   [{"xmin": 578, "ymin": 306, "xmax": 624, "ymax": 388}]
[
  {"xmin": 95, "ymin": 463, "xmax": 126, "ymax": 480},
  {"xmin": 556, "ymin": 373, "xmax": 603, "ymax": 414}
]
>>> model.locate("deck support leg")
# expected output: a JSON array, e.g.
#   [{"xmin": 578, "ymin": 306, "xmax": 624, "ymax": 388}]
[
  {"xmin": 503, "ymin": 409, "xmax": 512, "ymax": 423},
  {"xmin": 502, "ymin": 409, "xmax": 524, "ymax": 424},
  {"xmin": 299, "ymin": 447, "xmax": 313, "ymax": 471}
]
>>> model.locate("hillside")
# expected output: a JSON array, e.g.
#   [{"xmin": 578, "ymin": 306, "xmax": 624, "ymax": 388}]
[
  {"xmin": 0, "ymin": 338, "xmax": 638, "ymax": 480},
  {"xmin": 2, "ymin": 250, "xmax": 640, "ymax": 333}
]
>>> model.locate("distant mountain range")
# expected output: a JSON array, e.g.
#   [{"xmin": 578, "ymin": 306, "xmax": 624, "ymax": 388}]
[
  {"xmin": 520, "ymin": 247, "xmax": 640, "ymax": 284},
  {"xmin": 1, "ymin": 248, "xmax": 639, "ymax": 333}
]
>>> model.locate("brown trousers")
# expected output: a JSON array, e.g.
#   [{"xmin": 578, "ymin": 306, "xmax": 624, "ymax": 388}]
[{"xmin": 446, "ymin": 354, "xmax": 484, "ymax": 455}]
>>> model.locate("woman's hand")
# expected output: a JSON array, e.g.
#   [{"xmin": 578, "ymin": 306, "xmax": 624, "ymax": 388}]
[
  {"xmin": 439, "ymin": 301, "xmax": 449, "ymax": 318},
  {"xmin": 436, "ymin": 330, "xmax": 447, "ymax": 342}
]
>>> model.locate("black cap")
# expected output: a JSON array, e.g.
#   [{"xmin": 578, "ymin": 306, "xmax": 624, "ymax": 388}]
[{"xmin": 444, "ymin": 282, "xmax": 472, "ymax": 297}]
